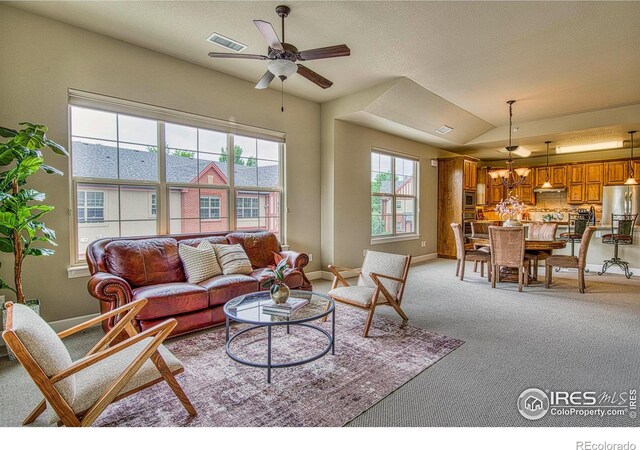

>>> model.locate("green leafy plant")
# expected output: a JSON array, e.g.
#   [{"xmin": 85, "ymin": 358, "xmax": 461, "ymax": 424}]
[
  {"xmin": 0, "ymin": 123, "xmax": 68, "ymax": 303},
  {"xmin": 260, "ymin": 253, "xmax": 289, "ymax": 289}
]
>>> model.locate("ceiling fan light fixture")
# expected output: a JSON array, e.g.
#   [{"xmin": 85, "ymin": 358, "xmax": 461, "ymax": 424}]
[{"xmin": 268, "ymin": 59, "xmax": 298, "ymax": 79}]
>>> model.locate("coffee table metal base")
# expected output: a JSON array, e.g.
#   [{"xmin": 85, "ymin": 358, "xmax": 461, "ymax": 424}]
[{"xmin": 225, "ymin": 308, "xmax": 335, "ymax": 383}]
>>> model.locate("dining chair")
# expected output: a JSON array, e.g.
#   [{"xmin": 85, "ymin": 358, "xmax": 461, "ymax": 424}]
[
  {"xmin": 488, "ymin": 226, "xmax": 531, "ymax": 292},
  {"xmin": 470, "ymin": 222, "xmax": 491, "ymax": 272},
  {"xmin": 2, "ymin": 298, "xmax": 197, "ymax": 427},
  {"xmin": 525, "ymin": 222, "xmax": 558, "ymax": 280},
  {"xmin": 545, "ymin": 226, "xmax": 596, "ymax": 293},
  {"xmin": 451, "ymin": 223, "xmax": 491, "ymax": 281},
  {"xmin": 326, "ymin": 250, "xmax": 411, "ymax": 337}
]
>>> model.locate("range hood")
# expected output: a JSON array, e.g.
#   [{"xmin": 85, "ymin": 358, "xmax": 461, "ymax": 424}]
[{"xmin": 533, "ymin": 187, "xmax": 567, "ymax": 193}]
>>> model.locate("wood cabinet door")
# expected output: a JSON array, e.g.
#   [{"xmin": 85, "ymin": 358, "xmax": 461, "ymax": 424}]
[
  {"xmin": 585, "ymin": 163, "xmax": 603, "ymax": 183},
  {"xmin": 488, "ymin": 176, "xmax": 504, "ymax": 204},
  {"xmin": 551, "ymin": 165, "xmax": 567, "ymax": 187},
  {"xmin": 534, "ymin": 167, "xmax": 549, "ymax": 188},
  {"xmin": 633, "ymin": 160, "xmax": 640, "ymax": 181},
  {"xmin": 517, "ymin": 185, "xmax": 535, "ymax": 204},
  {"xmin": 604, "ymin": 161, "xmax": 628, "ymax": 185},
  {"xmin": 567, "ymin": 183, "xmax": 584, "ymax": 204},
  {"xmin": 463, "ymin": 160, "xmax": 477, "ymax": 191},
  {"xmin": 568, "ymin": 164, "xmax": 584, "ymax": 184},
  {"xmin": 585, "ymin": 182, "xmax": 602, "ymax": 203}
]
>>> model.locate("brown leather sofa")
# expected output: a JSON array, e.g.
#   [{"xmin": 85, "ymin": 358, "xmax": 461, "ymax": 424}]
[{"xmin": 86, "ymin": 231, "xmax": 311, "ymax": 337}]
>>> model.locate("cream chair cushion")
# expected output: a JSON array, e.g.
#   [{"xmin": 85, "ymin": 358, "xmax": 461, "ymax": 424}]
[
  {"xmin": 48, "ymin": 338, "xmax": 183, "ymax": 424},
  {"xmin": 357, "ymin": 250, "xmax": 407, "ymax": 296},
  {"xmin": 11, "ymin": 304, "xmax": 76, "ymax": 404},
  {"xmin": 327, "ymin": 286, "xmax": 385, "ymax": 306}
]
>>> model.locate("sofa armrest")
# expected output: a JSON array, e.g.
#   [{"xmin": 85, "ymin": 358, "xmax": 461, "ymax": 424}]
[
  {"xmin": 87, "ymin": 272, "xmax": 135, "ymax": 333},
  {"xmin": 279, "ymin": 250, "xmax": 312, "ymax": 290}
]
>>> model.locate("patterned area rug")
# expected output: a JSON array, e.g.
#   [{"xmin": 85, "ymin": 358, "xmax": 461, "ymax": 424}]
[{"xmin": 94, "ymin": 305, "xmax": 463, "ymax": 427}]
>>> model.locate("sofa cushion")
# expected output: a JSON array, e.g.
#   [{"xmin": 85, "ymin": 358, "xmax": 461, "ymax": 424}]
[
  {"xmin": 104, "ymin": 238, "xmax": 185, "ymax": 287},
  {"xmin": 198, "ymin": 274, "xmax": 258, "ymax": 307},
  {"xmin": 132, "ymin": 283, "xmax": 209, "ymax": 320},
  {"xmin": 178, "ymin": 240, "xmax": 222, "ymax": 283},
  {"xmin": 214, "ymin": 244, "xmax": 253, "ymax": 275},
  {"xmin": 178, "ymin": 236, "xmax": 229, "ymax": 248},
  {"xmin": 227, "ymin": 231, "xmax": 281, "ymax": 268}
]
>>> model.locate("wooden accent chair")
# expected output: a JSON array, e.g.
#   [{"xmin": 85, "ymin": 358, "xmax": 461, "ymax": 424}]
[
  {"xmin": 326, "ymin": 250, "xmax": 411, "ymax": 337},
  {"xmin": 2, "ymin": 298, "xmax": 196, "ymax": 427},
  {"xmin": 488, "ymin": 226, "xmax": 531, "ymax": 292},
  {"xmin": 451, "ymin": 223, "xmax": 492, "ymax": 281},
  {"xmin": 525, "ymin": 222, "xmax": 559, "ymax": 280},
  {"xmin": 545, "ymin": 226, "xmax": 596, "ymax": 293}
]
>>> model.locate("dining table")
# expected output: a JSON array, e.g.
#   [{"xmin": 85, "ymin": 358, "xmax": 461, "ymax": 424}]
[{"xmin": 465, "ymin": 233, "xmax": 567, "ymax": 283}]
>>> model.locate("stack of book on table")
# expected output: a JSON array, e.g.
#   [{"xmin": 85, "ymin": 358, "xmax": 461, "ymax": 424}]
[{"xmin": 261, "ymin": 297, "xmax": 309, "ymax": 317}]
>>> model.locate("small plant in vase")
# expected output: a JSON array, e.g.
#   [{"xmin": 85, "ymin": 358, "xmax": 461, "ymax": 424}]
[
  {"xmin": 260, "ymin": 254, "xmax": 290, "ymax": 304},
  {"xmin": 496, "ymin": 194, "xmax": 525, "ymax": 227}
]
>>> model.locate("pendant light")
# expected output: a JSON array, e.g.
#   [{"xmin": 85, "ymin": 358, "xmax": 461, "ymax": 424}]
[
  {"xmin": 488, "ymin": 100, "xmax": 531, "ymax": 191},
  {"xmin": 541, "ymin": 141, "xmax": 553, "ymax": 189},
  {"xmin": 624, "ymin": 130, "xmax": 637, "ymax": 185}
]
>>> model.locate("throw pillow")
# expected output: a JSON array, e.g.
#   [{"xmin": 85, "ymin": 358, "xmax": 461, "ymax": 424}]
[
  {"xmin": 178, "ymin": 240, "xmax": 222, "ymax": 284},
  {"xmin": 214, "ymin": 243, "xmax": 253, "ymax": 275}
]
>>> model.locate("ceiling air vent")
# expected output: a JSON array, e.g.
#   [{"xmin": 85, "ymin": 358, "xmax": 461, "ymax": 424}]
[
  {"xmin": 206, "ymin": 33, "xmax": 247, "ymax": 53},
  {"xmin": 436, "ymin": 125, "xmax": 453, "ymax": 135}
]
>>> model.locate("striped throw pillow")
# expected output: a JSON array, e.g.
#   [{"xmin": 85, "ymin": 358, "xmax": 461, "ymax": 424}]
[
  {"xmin": 178, "ymin": 240, "xmax": 222, "ymax": 284},
  {"xmin": 214, "ymin": 244, "xmax": 253, "ymax": 275}
]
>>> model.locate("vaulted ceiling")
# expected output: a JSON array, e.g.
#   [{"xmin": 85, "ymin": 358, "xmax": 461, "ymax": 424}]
[{"xmin": 9, "ymin": 1, "xmax": 640, "ymax": 160}]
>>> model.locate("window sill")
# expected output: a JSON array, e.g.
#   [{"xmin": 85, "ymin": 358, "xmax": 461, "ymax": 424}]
[
  {"xmin": 370, "ymin": 234, "xmax": 420, "ymax": 245},
  {"xmin": 67, "ymin": 265, "xmax": 91, "ymax": 279}
]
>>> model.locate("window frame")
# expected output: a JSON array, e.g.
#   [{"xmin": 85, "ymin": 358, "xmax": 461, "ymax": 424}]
[
  {"xmin": 370, "ymin": 148, "xmax": 420, "ymax": 244},
  {"xmin": 76, "ymin": 190, "xmax": 105, "ymax": 224},
  {"xmin": 199, "ymin": 195, "xmax": 221, "ymax": 220},
  {"xmin": 236, "ymin": 195, "xmax": 260, "ymax": 219},
  {"xmin": 68, "ymin": 92, "xmax": 285, "ymax": 266}
]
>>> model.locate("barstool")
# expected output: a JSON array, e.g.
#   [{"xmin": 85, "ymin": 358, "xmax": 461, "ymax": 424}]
[
  {"xmin": 598, "ymin": 213, "xmax": 638, "ymax": 279},
  {"xmin": 559, "ymin": 214, "xmax": 589, "ymax": 256}
]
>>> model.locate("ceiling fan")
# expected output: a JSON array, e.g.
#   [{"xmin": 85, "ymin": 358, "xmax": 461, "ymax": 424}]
[{"xmin": 208, "ymin": 5, "xmax": 350, "ymax": 90}]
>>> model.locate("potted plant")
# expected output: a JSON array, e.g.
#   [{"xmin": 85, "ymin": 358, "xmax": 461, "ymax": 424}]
[
  {"xmin": 496, "ymin": 194, "xmax": 525, "ymax": 227},
  {"xmin": 0, "ymin": 122, "xmax": 67, "ymax": 325},
  {"xmin": 260, "ymin": 254, "xmax": 290, "ymax": 304}
]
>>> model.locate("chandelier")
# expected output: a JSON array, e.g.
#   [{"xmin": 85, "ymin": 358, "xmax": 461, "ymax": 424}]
[{"xmin": 488, "ymin": 100, "xmax": 531, "ymax": 191}]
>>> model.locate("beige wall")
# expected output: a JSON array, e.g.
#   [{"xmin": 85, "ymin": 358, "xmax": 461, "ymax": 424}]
[
  {"xmin": 0, "ymin": 5, "xmax": 321, "ymax": 322},
  {"xmin": 330, "ymin": 120, "xmax": 456, "ymax": 268}
]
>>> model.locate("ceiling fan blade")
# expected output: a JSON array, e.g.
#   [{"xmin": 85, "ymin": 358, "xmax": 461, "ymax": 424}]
[
  {"xmin": 253, "ymin": 20, "xmax": 284, "ymax": 52},
  {"xmin": 255, "ymin": 70, "xmax": 276, "ymax": 89},
  {"xmin": 297, "ymin": 64, "xmax": 333, "ymax": 89},
  {"xmin": 297, "ymin": 44, "xmax": 350, "ymax": 61},
  {"xmin": 208, "ymin": 52, "xmax": 269, "ymax": 60}
]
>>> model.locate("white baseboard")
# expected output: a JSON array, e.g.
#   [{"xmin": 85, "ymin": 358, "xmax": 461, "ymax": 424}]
[
  {"xmin": 306, "ymin": 270, "xmax": 323, "ymax": 281},
  {"xmin": 317, "ymin": 252, "xmax": 439, "ymax": 281}
]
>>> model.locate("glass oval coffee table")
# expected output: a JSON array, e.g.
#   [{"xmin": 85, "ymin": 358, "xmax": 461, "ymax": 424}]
[{"xmin": 224, "ymin": 290, "xmax": 335, "ymax": 383}]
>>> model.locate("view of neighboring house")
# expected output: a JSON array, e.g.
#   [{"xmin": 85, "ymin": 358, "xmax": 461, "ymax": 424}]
[{"xmin": 73, "ymin": 142, "xmax": 280, "ymax": 258}]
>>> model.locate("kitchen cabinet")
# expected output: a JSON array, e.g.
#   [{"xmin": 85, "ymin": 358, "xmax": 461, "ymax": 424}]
[
  {"xmin": 534, "ymin": 165, "xmax": 566, "ymax": 188},
  {"xmin": 585, "ymin": 163, "xmax": 603, "ymax": 203},
  {"xmin": 604, "ymin": 161, "xmax": 628, "ymax": 185},
  {"xmin": 551, "ymin": 165, "xmax": 567, "ymax": 187},
  {"xmin": 514, "ymin": 170, "xmax": 535, "ymax": 204},
  {"xmin": 476, "ymin": 167, "xmax": 487, "ymax": 205},
  {"xmin": 488, "ymin": 174, "xmax": 505, "ymax": 205},
  {"xmin": 463, "ymin": 159, "xmax": 477, "ymax": 191},
  {"xmin": 567, "ymin": 164, "xmax": 585, "ymax": 204}
]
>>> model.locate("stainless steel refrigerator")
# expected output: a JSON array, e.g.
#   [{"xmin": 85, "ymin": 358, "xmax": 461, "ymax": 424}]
[{"xmin": 601, "ymin": 185, "xmax": 640, "ymax": 225}]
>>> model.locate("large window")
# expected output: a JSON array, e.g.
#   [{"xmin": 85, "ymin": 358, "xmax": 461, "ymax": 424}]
[
  {"xmin": 371, "ymin": 150, "xmax": 418, "ymax": 239},
  {"xmin": 70, "ymin": 102, "xmax": 283, "ymax": 262}
]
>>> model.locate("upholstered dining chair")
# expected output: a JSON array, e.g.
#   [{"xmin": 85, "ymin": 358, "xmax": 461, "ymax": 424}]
[
  {"xmin": 2, "ymin": 298, "xmax": 196, "ymax": 427},
  {"xmin": 489, "ymin": 226, "xmax": 532, "ymax": 292},
  {"xmin": 326, "ymin": 250, "xmax": 411, "ymax": 337},
  {"xmin": 525, "ymin": 222, "xmax": 559, "ymax": 280},
  {"xmin": 545, "ymin": 226, "xmax": 596, "ymax": 293},
  {"xmin": 451, "ymin": 223, "xmax": 492, "ymax": 281}
]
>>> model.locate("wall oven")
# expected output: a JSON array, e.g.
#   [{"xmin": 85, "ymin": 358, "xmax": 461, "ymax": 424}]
[{"xmin": 463, "ymin": 190, "xmax": 476, "ymax": 209}]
